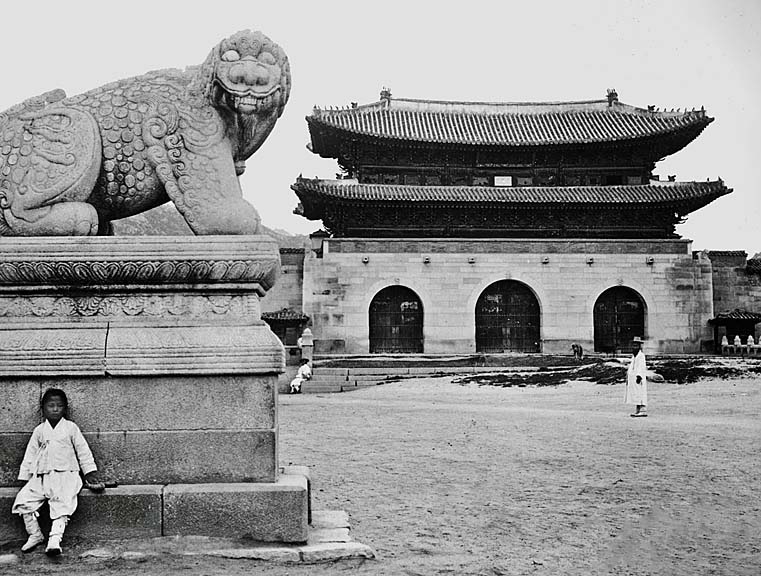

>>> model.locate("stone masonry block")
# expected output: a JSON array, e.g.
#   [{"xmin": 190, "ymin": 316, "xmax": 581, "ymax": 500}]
[
  {"xmin": 0, "ymin": 375, "xmax": 275, "ymax": 434},
  {"xmin": 1, "ymin": 486, "xmax": 159, "ymax": 544},
  {"xmin": 164, "ymin": 473, "xmax": 309, "ymax": 542},
  {"xmin": 88, "ymin": 430, "xmax": 276, "ymax": 485},
  {"xmin": 0, "ymin": 381, "xmax": 40, "ymax": 433},
  {"xmin": 69, "ymin": 485, "xmax": 163, "ymax": 539},
  {"xmin": 0, "ymin": 488, "xmax": 24, "ymax": 543},
  {"xmin": 0, "ymin": 434, "xmax": 29, "ymax": 486},
  {"xmin": 65, "ymin": 375, "xmax": 276, "ymax": 432}
]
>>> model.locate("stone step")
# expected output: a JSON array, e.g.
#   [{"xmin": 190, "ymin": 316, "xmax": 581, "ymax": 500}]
[
  {"xmin": 339, "ymin": 381, "xmax": 382, "ymax": 390},
  {"xmin": 301, "ymin": 364, "xmax": 547, "ymax": 394},
  {"xmin": 310, "ymin": 368, "xmax": 350, "ymax": 377},
  {"xmin": 0, "ymin": 471, "xmax": 309, "ymax": 544},
  {"xmin": 352, "ymin": 374, "xmax": 399, "ymax": 382},
  {"xmin": 301, "ymin": 382, "xmax": 344, "ymax": 393}
]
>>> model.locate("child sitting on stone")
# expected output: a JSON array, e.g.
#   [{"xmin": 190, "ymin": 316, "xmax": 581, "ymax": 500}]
[
  {"xmin": 12, "ymin": 388, "xmax": 105, "ymax": 556},
  {"xmin": 289, "ymin": 359, "xmax": 312, "ymax": 393}
]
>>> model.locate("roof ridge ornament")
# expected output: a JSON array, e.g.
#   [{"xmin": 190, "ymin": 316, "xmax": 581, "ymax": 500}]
[
  {"xmin": 380, "ymin": 86, "xmax": 392, "ymax": 104},
  {"xmin": 606, "ymin": 88, "xmax": 618, "ymax": 106}
]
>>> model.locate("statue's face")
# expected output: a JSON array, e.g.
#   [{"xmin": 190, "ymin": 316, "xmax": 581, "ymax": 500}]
[
  {"xmin": 210, "ymin": 30, "xmax": 291, "ymax": 161},
  {"xmin": 212, "ymin": 30, "xmax": 290, "ymax": 118}
]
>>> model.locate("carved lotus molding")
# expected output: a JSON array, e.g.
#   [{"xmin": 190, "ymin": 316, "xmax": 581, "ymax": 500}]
[{"xmin": 0, "ymin": 236, "xmax": 280, "ymax": 291}]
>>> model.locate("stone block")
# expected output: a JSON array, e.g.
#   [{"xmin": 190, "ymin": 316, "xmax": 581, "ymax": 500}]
[
  {"xmin": 311, "ymin": 509, "xmax": 349, "ymax": 529},
  {"xmin": 68, "ymin": 485, "xmax": 163, "ymax": 539},
  {"xmin": 300, "ymin": 541, "xmax": 376, "ymax": 563},
  {"xmin": 307, "ymin": 527, "xmax": 351, "ymax": 544},
  {"xmin": 0, "ymin": 380, "xmax": 40, "ymax": 432},
  {"xmin": 164, "ymin": 474, "xmax": 309, "ymax": 542},
  {"xmin": 106, "ymin": 324, "xmax": 284, "ymax": 376},
  {"xmin": 0, "ymin": 488, "xmax": 25, "ymax": 543},
  {"xmin": 63, "ymin": 375, "xmax": 276, "ymax": 432},
  {"xmin": 88, "ymin": 430, "xmax": 276, "ymax": 485},
  {"xmin": 0, "ymin": 326, "xmax": 108, "ymax": 377},
  {"xmin": 282, "ymin": 465, "xmax": 311, "ymax": 524},
  {"xmin": 0, "ymin": 375, "xmax": 276, "ymax": 434},
  {"xmin": 199, "ymin": 547, "xmax": 301, "ymax": 561},
  {"xmin": 0, "ymin": 435, "xmax": 29, "ymax": 486}
]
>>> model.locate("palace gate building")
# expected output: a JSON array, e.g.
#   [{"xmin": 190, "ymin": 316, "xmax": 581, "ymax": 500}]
[{"xmin": 286, "ymin": 89, "xmax": 757, "ymax": 355}]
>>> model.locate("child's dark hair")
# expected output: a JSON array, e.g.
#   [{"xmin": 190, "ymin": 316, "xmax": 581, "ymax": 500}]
[{"xmin": 40, "ymin": 388, "xmax": 68, "ymax": 413}]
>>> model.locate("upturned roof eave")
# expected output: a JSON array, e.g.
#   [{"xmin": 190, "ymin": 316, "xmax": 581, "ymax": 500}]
[
  {"xmin": 305, "ymin": 106, "xmax": 713, "ymax": 152},
  {"xmin": 292, "ymin": 178, "xmax": 729, "ymax": 197},
  {"xmin": 291, "ymin": 180, "xmax": 731, "ymax": 220}
]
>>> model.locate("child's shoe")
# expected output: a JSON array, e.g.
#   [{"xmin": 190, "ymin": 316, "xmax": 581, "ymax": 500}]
[
  {"xmin": 20, "ymin": 512, "xmax": 44, "ymax": 552},
  {"xmin": 21, "ymin": 532, "xmax": 45, "ymax": 552},
  {"xmin": 45, "ymin": 534, "xmax": 62, "ymax": 556},
  {"xmin": 45, "ymin": 516, "xmax": 68, "ymax": 556}
]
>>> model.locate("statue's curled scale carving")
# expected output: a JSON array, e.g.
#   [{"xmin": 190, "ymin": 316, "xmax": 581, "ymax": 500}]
[{"xmin": 0, "ymin": 30, "xmax": 290, "ymax": 236}]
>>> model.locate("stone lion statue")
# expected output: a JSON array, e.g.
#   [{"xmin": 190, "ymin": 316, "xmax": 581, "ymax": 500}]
[{"xmin": 0, "ymin": 29, "xmax": 290, "ymax": 236}]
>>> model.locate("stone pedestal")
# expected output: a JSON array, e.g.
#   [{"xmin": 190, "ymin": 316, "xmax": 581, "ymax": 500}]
[{"xmin": 0, "ymin": 236, "xmax": 309, "ymax": 543}]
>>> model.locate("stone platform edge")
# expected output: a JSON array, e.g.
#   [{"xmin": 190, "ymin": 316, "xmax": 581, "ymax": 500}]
[
  {"xmin": 0, "ymin": 468, "xmax": 310, "ymax": 545},
  {"xmin": 0, "ymin": 510, "xmax": 376, "ymax": 566}
]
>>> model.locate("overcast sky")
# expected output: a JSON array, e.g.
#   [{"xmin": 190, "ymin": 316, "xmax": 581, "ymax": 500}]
[{"xmin": 2, "ymin": 0, "xmax": 759, "ymax": 252}]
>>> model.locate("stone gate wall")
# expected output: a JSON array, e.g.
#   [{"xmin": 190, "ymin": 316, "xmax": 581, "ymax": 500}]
[{"xmin": 303, "ymin": 238, "xmax": 715, "ymax": 355}]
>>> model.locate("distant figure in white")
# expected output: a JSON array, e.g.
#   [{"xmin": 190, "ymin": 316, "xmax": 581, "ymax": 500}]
[
  {"xmin": 625, "ymin": 337, "xmax": 648, "ymax": 417},
  {"xmin": 290, "ymin": 359, "xmax": 312, "ymax": 394}
]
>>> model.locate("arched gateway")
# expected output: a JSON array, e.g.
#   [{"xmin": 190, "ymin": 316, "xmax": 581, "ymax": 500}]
[
  {"xmin": 369, "ymin": 286, "xmax": 424, "ymax": 353},
  {"xmin": 593, "ymin": 287, "xmax": 646, "ymax": 354},
  {"xmin": 476, "ymin": 281, "xmax": 540, "ymax": 353}
]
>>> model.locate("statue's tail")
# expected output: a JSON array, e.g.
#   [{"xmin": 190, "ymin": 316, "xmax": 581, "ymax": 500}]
[{"xmin": 0, "ymin": 88, "xmax": 69, "ymax": 237}]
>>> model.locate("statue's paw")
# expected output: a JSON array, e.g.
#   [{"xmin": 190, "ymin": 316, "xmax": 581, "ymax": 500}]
[
  {"xmin": 184, "ymin": 200, "xmax": 260, "ymax": 235},
  {"xmin": 2, "ymin": 201, "xmax": 99, "ymax": 236}
]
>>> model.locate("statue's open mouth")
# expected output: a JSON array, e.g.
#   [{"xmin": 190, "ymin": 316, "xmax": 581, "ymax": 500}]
[{"xmin": 222, "ymin": 86, "xmax": 281, "ymax": 115}]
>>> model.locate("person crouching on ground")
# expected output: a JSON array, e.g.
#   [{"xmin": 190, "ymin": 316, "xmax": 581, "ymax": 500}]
[
  {"xmin": 12, "ymin": 388, "xmax": 105, "ymax": 556},
  {"xmin": 625, "ymin": 337, "xmax": 648, "ymax": 417},
  {"xmin": 290, "ymin": 359, "xmax": 312, "ymax": 394}
]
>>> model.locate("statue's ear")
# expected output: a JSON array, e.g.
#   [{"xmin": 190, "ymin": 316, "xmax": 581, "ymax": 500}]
[{"xmin": 278, "ymin": 57, "xmax": 291, "ymax": 118}]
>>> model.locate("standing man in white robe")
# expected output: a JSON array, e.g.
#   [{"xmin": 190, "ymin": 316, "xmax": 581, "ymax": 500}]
[{"xmin": 625, "ymin": 336, "xmax": 648, "ymax": 417}]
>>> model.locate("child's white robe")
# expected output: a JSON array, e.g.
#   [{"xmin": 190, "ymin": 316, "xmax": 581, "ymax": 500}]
[
  {"xmin": 12, "ymin": 418, "xmax": 97, "ymax": 519},
  {"xmin": 290, "ymin": 363, "xmax": 312, "ymax": 392}
]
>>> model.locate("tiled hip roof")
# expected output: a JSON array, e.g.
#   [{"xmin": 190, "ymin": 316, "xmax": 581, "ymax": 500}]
[
  {"xmin": 292, "ymin": 179, "xmax": 730, "ymax": 205},
  {"xmin": 709, "ymin": 309, "xmax": 761, "ymax": 323},
  {"xmin": 309, "ymin": 99, "xmax": 712, "ymax": 146},
  {"xmin": 262, "ymin": 308, "xmax": 310, "ymax": 322},
  {"xmin": 707, "ymin": 250, "xmax": 748, "ymax": 257}
]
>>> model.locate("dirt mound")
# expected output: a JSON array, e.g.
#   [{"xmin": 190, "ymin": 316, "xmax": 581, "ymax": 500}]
[{"xmin": 453, "ymin": 357, "xmax": 761, "ymax": 387}]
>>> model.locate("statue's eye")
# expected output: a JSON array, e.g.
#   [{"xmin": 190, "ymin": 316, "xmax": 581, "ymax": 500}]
[
  {"xmin": 222, "ymin": 50, "xmax": 240, "ymax": 62},
  {"xmin": 259, "ymin": 52, "xmax": 276, "ymax": 65}
]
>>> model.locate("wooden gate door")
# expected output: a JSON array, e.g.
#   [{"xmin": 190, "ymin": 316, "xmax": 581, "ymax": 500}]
[
  {"xmin": 593, "ymin": 287, "xmax": 645, "ymax": 354},
  {"xmin": 369, "ymin": 286, "xmax": 424, "ymax": 353},
  {"xmin": 476, "ymin": 281, "xmax": 540, "ymax": 353}
]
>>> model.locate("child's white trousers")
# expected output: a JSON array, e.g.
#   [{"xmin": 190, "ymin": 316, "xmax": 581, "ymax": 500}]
[{"xmin": 12, "ymin": 471, "xmax": 82, "ymax": 519}]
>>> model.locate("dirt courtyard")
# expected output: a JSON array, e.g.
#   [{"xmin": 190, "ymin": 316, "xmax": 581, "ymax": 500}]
[{"xmin": 4, "ymin": 374, "xmax": 760, "ymax": 575}]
